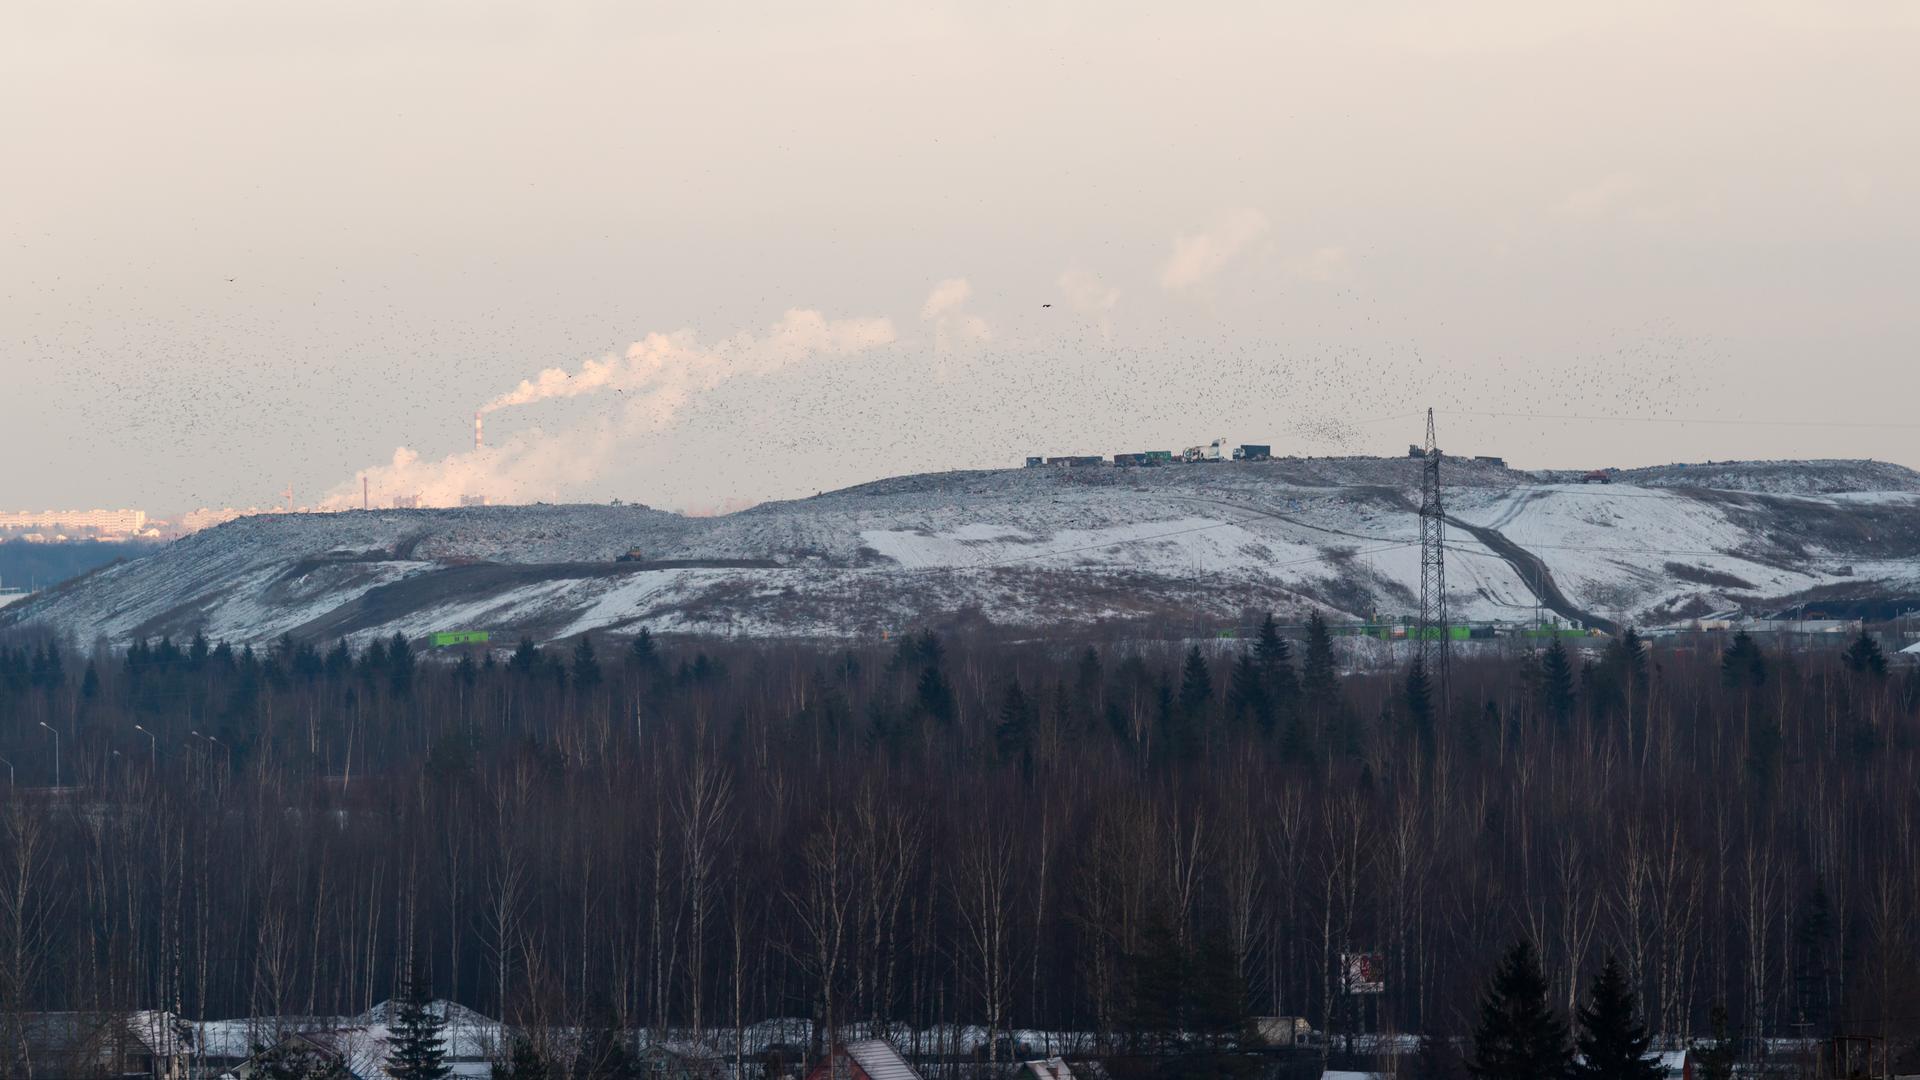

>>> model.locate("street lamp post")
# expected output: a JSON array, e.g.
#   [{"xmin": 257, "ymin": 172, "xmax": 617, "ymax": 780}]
[
  {"xmin": 135, "ymin": 724, "xmax": 157, "ymax": 772},
  {"xmin": 0, "ymin": 756, "xmax": 14, "ymax": 790},
  {"xmin": 38, "ymin": 722, "xmax": 58, "ymax": 788},
  {"xmin": 206, "ymin": 734, "xmax": 231, "ymax": 775},
  {"xmin": 189, "ymin": 731, "xmax": 230, "ymax": 781}
]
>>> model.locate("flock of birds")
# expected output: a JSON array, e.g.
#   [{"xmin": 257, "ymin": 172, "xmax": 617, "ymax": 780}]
[{"xmin": 13, "ymin": 256, "xmax": 1869, "ymax": 521}]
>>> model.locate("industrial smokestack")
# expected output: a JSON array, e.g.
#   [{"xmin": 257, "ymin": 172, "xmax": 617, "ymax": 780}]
[{"xmin": 474, "ymin": 410, "xmax": 483, "ymax": 452}]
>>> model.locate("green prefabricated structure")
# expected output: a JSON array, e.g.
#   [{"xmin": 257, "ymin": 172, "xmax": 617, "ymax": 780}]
[{"xmin": 430, "ymin": 630, "xmax": 491, "ymax": 647}]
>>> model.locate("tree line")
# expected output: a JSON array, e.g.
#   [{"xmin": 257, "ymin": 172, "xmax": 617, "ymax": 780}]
[{"xmin": 0, "ymin": 616, "xmax": 1916, "ymax": 1070}]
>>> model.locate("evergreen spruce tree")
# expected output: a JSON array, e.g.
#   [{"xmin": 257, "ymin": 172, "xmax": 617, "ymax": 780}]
[
  {"xmin": 292, "ymin": 641, "xmax": 325, "ymax": 682},
  {"xmin": 1405, "ymin": 657, "xmax": 1435, "ymax": 747},
  {"xmin": 509, "ymin": 637, "xmax": 541, "ymax": 675},
  {"xmin": 1154, "ymin": 676, "xmax": 1198, "ymax": 764},
  {"xmin": 1255, "ymin": 613, "xmax": 1300, "ymax": 704},
  {"xmin": 1179, "ymin": 646, "xmax": 1214, "ymax": 715},
  {"xmin": 1592, "ymin": 628, "xmax": 1646, "ymax": 717},
  {"xmin": 1842, "ymin": 630, "xmax": 1887, "ymax": 679},
  {"xmin": 1226, "ymin": 652, "xmax": 1271, "ymax": 733},
  {"xmin": 1075, "ymin": 646, "xmax": 1104, "ymax": 705},
  {"xmin": 387, "ymin": 633, "xmax": 416, "ymax": 697},
  {"xmin": 572, "ymin": 637, "xmax": 602, "ymax": 689},
  {"xmin": 995, "ymin": 678, "xmax": 1032, "ymax": 764},
  {"xmin": 493, "ymin": 1038, "xmax": 550, "ymax": 1080},
  {"xmin": 571, "ymin": 1000, "xmax": 635, "ymax": 1080},
  {"xmin": 915, "ymin": 630, "xmax": 945, "ymax": 669},
  {"xmin": 188, "ymin": 630, "xmax": 212, "ymax": 670},
  {"xmin": 1793, "ymin": 885, "xmax": 1834, "ymax": 1033},
  {"xmin": 1613, "ymin": 626, "xmax": 1647, "ymax": 687},
  {"xmin": 1538, "ymin": 640, "xmax": 1577, "ymax": 724},
  {"xmin": 1469, "ymin": 941, "xmax": 1571, "ymax": 1080},
  {"xmin": 1413, "ymin": 1032, "xmax": 1468, "ymax": 1080},
  {"xmin": 1571, "ymin": 956, "xmax": 1662, "ymax": 1080},
  {"xmin": 915, "ymin": 665, "xmax": 956, "ymax": 725},
  {"xmin": 1047, "ymin": 682, "xmax": 1072, "ymax": 753},
  {"xmin": 324, "ymin": 639, "xmax": 352, "ymax": 679},
  {"xmin": 1122, "ymin": 908, "xmax": 1187, "ymax": 1051},
  {"xmin": 386, "ymin": 972, "xmax": 452, "ymax": 1080},
  {"xmin": 1690, "ymin": 1005, "xmax": 1735, "ymax": 1080},
  {"xmin": 627, "ymin": 628, "xmax": 659, "ymax": 672},
  {"xmin": 1278, "ymin": 710, "xmax": 1311, "ymax": 763},
  {"xmin": 1720, "ymin": 631, "xmax": 1767, "ymax": 689},
  {"xmin": 1188, "ymin": 932, "xmax": 1249, "ymax": 1048},
  {"xmin": 1302, "ymin": 611, "xmax": 1339, "ymax": 713}
]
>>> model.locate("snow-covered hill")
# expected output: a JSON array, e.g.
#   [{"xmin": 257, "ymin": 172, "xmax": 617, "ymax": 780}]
[{"xmin": 9, "ymin": 457, "xmax": 1920, "ymax": 646}]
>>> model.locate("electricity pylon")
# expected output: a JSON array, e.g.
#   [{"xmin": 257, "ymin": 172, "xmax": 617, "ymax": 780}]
[{"xmin": 1416, "ymin": 408, "xmax": 1451, "ymax": 708}]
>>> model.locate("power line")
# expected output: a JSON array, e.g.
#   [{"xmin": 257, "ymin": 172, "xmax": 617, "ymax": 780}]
[
  {"xmin": 1441, "ymin": 409, "xmax": 1920, "ymax": 431},
  {"xmin": 959, "ymin": 526, "xmax": 1418, "ymax": 571},
  {"xmin": 1444, "ymin": 539, "xmax": 1913, "ymax": 563}
]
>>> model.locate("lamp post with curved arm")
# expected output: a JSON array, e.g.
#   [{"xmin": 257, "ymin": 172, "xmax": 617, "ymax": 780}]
[
  {"xmin": 206, "ymin": 733, "xmax": 231, "ymax": 775},
  {"xmin": 38, "ymin": 722, "xmax": 58, "ymax": 788},
  {"xmin": 135, "ymin": 724, "xmax": 158, "ymax": 772}
]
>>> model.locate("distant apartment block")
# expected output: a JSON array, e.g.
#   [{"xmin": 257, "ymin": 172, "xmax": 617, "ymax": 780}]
[{"xmin": 0, "ymin": 508, "xmax": 149, "ymax": 535}]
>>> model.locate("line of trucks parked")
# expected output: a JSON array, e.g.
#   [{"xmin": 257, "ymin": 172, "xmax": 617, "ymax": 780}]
[{"xmin": 1026, "ymin": 438, "xmax": 1269, "ymax": 469}]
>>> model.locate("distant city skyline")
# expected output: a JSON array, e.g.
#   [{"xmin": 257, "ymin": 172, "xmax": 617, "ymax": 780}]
[
  {"xmin": 0, "ymin": 508, "xmax": 151, "ymax": 536},
  {"xmin": 5, "ymin": 2, "xmax": 1918, "ymax": 511}
]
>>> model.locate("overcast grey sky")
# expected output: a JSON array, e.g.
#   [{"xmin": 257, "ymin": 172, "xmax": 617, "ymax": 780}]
[{"xmin": 5, "ymin": 2, "xmax": 1917, "ymax": 513}]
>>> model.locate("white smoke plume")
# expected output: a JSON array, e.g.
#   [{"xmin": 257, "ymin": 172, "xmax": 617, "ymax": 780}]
[
  {"xmin": 325, "ymin": 308, "xmax": 896, "ymax": 509},
  {"xmin": 481, "ymin": 308, "xmax": 896, "ymax": 416}
]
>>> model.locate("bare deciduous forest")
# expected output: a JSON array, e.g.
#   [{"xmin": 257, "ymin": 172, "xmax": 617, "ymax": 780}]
[{"xmin": 0, "ymin": 619, "xmax": 1916, "ymax": 1060}]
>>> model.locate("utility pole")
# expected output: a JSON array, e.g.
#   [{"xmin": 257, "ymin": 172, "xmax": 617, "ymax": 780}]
[{"xmin": 1416, "ymin": 408, "xmax": 1452, "ymax": 708}]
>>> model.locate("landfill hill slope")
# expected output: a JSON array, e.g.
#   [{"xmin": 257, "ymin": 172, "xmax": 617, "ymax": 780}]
[{"xmin": 8, "ymin": 457, "xmax": 1919, "ymax": 647}]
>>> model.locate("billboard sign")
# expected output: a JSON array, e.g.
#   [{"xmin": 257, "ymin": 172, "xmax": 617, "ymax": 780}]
[{"xmin": 1343, "ymin": 952, "xmax": 1384, "ymax": 994}]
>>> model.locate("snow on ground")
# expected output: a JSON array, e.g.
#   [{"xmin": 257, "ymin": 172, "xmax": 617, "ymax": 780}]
[
  {"xmin": 1451, "ymin": 483, "xmax": 1827, "ymax": 625},
  {"xmin": 8, "ymin": 458, "xmax": 1920, "ymax": 647}
]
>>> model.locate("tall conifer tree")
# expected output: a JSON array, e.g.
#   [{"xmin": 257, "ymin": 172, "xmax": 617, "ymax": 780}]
[
  {"xmin": 1571, "ymin": 957, "xmax": 1662, "ymax": 1080},
  {"xmin": 1469, "ymin": 941, "xmax": 1570, "ymax": 1080},
  {"xmin": 387, "ymin": 971, "xmax": 451, "ymax": 1080}
]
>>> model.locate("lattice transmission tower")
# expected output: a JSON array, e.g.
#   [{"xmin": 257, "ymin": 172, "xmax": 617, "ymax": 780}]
[{"xmin": 1416, "ymin": 407, "xmax": 1451, "ymax": 706}]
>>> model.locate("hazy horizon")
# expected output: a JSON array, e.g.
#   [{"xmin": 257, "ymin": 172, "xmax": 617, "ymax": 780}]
[{"xmin": 6, "ymin": 2, "xmax": 1918, "ymax": 513}]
